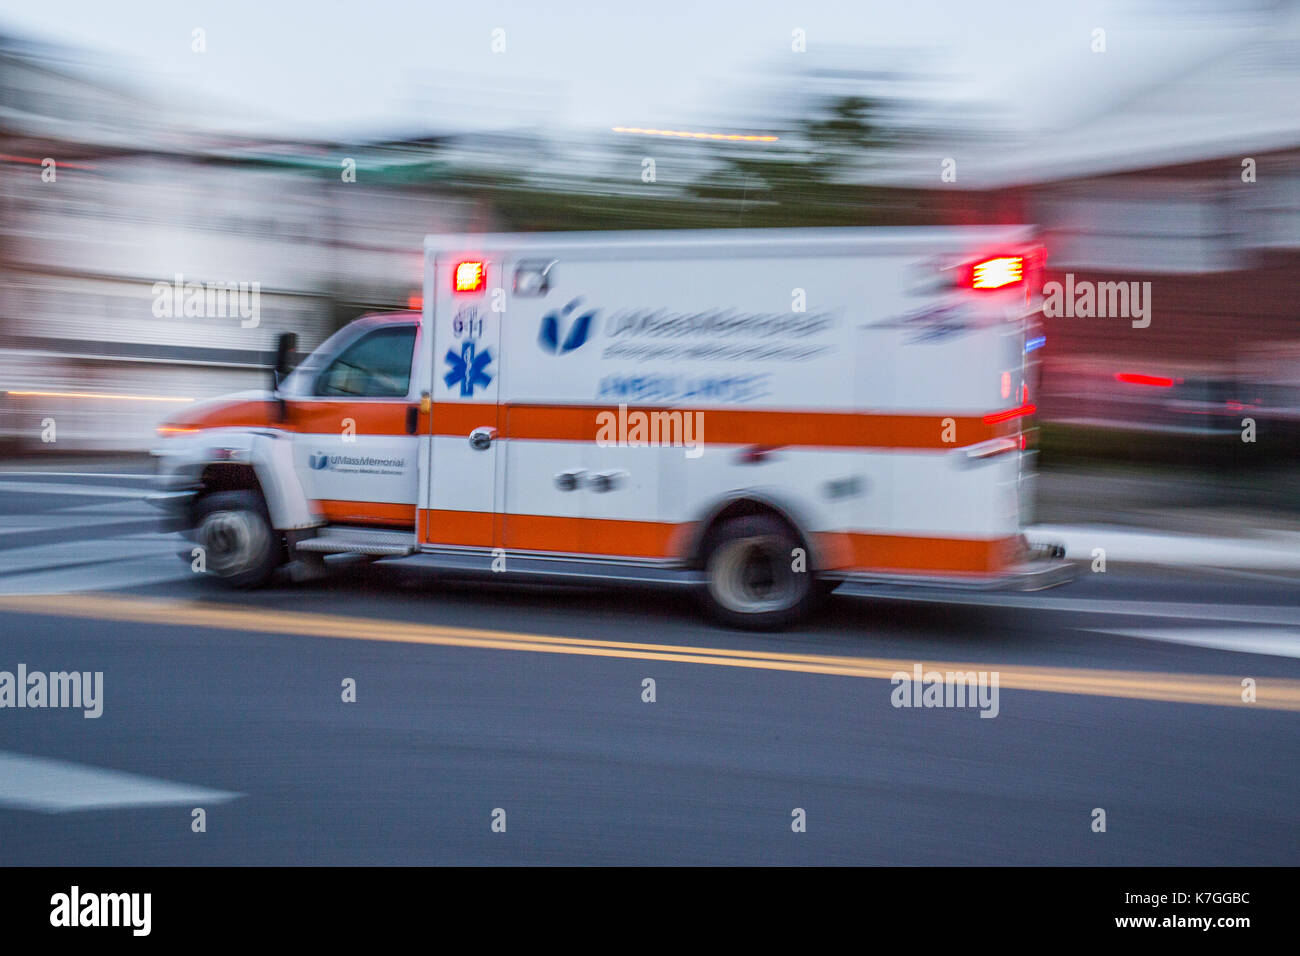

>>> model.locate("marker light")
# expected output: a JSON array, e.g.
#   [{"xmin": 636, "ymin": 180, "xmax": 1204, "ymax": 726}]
[
  {"xmin": 968, "ymin": 256, "xmax": 1024, "ymax": 290},
  {"xmin": 454, "ymin": 261, "xmax": 486, "ymax": 294},
  {"xmin": 1115, "ymin": 373, "xmax": 1178, "ymax": 388},
  {"xmin": 982, "ymin": 403, "xmax": 1037, "ymax": 425}
]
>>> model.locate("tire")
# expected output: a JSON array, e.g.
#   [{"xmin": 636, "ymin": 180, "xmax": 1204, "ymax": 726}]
[
  {"xmin": 191, "ymin": 490, "xmax": 281, "ymax": 588},
  {"xmin": 700, "ymin": 514, "xmax": 818, "ymax": 630}
]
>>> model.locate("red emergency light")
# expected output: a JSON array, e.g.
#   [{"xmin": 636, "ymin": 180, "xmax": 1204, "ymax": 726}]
[
  {"xmin": 454, "ymin": 261, "xmax": 486, "ymax": 294},
  {"xmin": 966, "ymin": 256, "xmax": 1024, "ymax": 290}
]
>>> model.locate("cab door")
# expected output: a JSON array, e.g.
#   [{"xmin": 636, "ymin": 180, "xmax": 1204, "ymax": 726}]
[{"xmin": 287, "ymin": 320, "xmax": 421, "ymax": 528}]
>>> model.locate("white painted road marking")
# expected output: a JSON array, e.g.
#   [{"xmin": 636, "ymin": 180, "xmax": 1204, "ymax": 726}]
[
  {"xmin": 1028, "ymin": 524, "xmax": 1300, "ymax": 571},
  {"xmin": 1088, "ymin": 627, "xmax": 1300, "ymax": 660},
  {"xmin": 0, "ymin": 537, "xmax": 187, "ymax": 595},
  {"xmin": 0, "ymin": 750, "xmax": 243, "ymax": 813},
  {"xmin": 0, "ymin": 481, "xmax": 148, "ymax": 498},
  {"xmin": 863, "ymin": 590, "xmax": 1300, "ymax": 626}
]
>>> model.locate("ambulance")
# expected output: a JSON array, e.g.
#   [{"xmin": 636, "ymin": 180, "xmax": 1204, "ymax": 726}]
[{"xmin": 151, "ymin": 227, "xmax": 1069, "ymax": 629}]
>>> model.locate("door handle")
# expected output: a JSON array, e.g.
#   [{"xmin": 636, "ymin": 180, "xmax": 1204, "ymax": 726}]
[
  {"xmin": 586, "ymin": 469, "xmax": 628, "ymax": 493},
  {"xmin": 469, "ymin": 426, "xmax": 497, "ymax": 451},
  {"xmin": 405, "ymin": 405, "xmax": 419, "ymax": 434},
  {"xmin": 554, "ymin": 469, "xmax": 585, "ymax": 491}
]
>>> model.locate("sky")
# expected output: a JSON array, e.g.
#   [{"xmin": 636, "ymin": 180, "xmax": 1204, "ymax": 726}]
[{"xmin": 0, "ymin": 0, "xmax": 1274, "ymax": 140}]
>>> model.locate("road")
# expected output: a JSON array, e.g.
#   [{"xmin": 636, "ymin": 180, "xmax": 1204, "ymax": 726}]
[{"xmin": 0, "ymin": 468, "xmax": 1297, "ymax": 865}]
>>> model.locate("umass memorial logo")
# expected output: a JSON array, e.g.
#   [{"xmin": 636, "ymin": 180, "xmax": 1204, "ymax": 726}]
[{"xmin": 539, "ymin": 298, "xmax": 596, "ymax": 355}]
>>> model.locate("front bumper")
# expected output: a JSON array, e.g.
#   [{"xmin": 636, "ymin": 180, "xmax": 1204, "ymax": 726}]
[
  {"xmin": 147, "ymin": 452, "xmax": 201, "ymax": 533},
  {"xmin": 145, "ymin": 488, "xmax": 199, "ymax": 533}
]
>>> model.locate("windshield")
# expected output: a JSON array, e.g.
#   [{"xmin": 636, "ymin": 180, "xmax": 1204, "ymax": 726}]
[
  {"xmin": 279, "ymin": 321, "xmax": 375, "ymax": 396},
  {"xmin": 313, "ymin": 325, "xmax": 417, "ymax": 398}
]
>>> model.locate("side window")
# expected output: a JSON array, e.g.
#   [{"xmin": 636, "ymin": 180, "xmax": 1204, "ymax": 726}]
[{"xmin": 314, "ymin": 325, "xmax": 417, "ymax": 398}]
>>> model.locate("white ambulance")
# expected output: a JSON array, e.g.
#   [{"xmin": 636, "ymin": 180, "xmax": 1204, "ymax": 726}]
[{"xmin": 151, "ymin": 227, "xmax": 1068, "ymax": 628}]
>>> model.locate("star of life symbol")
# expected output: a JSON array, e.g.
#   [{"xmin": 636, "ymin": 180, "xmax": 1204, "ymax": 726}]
[{"xmin": 443, "ymin": 342, "xmax": 494, "ymax": 396}]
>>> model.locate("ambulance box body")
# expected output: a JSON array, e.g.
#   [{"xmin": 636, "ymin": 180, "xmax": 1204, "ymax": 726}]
[{"xmin": 153, "ymin": 227, "xmax": 1067, "ymax": 629}]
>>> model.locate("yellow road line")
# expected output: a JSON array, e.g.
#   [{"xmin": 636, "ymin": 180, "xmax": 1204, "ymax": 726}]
[{"xmin": 2, "ymin": 593, "xmax": 1297, "ymax": 711}]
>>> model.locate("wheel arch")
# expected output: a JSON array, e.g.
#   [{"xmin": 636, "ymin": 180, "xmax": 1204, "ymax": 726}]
[
  {"xmin": 684, "ymin": 491, "xmax": 823, "ymax": 572},
  {"xmin": 189, "ymin": 462, "xmax": 265, "ymax": 525}
]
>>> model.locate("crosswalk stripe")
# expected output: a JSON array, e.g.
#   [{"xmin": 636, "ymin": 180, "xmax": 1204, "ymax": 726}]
[
  {"xmin": 0, "ymin": 750, "xmax": 242, "ymax": 813},
  {"xmin": 1090, "ymin": 627, "xmax": 1300, "ymax": 660}
]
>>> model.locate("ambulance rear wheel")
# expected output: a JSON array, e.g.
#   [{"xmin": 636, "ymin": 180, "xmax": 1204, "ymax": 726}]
[
  {"xmin": 192, "ymin": 490, "xmax": 280, "ymax": 589},
  {"xmin": 702, "ymin": 515, "xmax": 816, "ymax": 630}
]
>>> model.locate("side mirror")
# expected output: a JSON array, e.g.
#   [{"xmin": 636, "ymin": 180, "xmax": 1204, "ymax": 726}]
[
  {"xmin": 273, "ymin": 332, "xmax": 298, "ymax": 387},
  {"xmin": 271, "ymin": 332, "xmax": 297, "ymax": 423}
]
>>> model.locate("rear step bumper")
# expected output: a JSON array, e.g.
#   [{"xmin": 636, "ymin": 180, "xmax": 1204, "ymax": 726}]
[{"xmin": 830, "ymin": 559, "xmax": 1075, "ymax": 596}]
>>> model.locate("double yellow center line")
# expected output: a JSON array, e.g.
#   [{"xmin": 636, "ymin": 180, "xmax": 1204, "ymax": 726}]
[{"xmin": 3, "ymin": 593, "xmax": 1298, "ymax": 711}]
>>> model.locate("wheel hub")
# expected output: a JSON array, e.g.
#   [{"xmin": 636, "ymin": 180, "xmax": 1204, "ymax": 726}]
[{"xmin": 199, "ymin": 509, "xmax": 269, "ymax": 575}]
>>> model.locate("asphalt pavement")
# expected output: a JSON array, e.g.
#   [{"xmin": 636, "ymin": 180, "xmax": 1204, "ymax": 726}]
[{"xmin": 0, "ymin": 468, "xmax": 1297, "ymax": 865}]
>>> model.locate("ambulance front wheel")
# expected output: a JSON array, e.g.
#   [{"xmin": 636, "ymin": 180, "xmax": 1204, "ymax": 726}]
[
  {"xmin": 701, "ymin": 514, "xmax": 818, "ymax": 630},
  {"xmin": 192, "ymin": 490, "xmax": 281, "ymax": 589}
]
